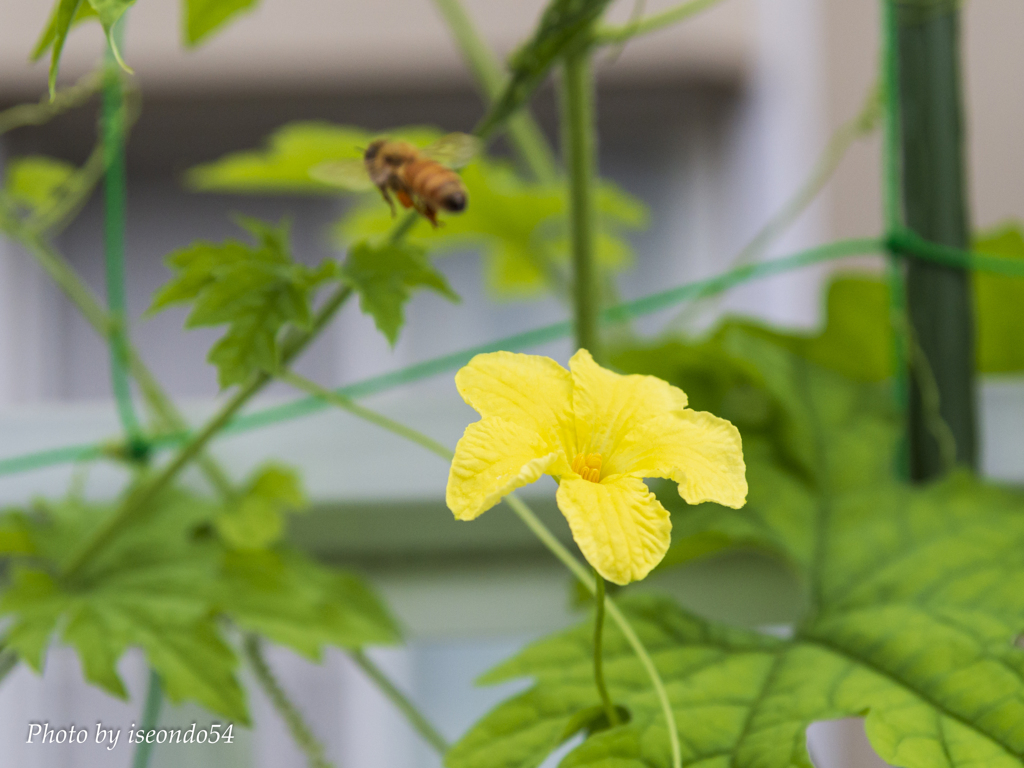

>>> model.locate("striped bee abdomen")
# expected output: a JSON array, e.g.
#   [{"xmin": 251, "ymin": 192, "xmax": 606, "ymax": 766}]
[{"xmin": 403, "ymin": 160, "xmax": 468, "ymax": 212}]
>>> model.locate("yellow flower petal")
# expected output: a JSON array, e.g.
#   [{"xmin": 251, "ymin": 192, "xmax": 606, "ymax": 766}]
[
  {"xmin": 568, "ymin": 349, "xmax": 690, "ymax": 465},
  {"xmin": 556, "ymin": 475, "xmax": 672, "ymax": 585},
  {"xmin": 447, "ymin": 417, "xmax": 561, "ymax": 521},
  {"xmin": 456, "ymin": 351, "xmax": 576, "ymax": 458},
  {"xmin": 621, "ymin": 410, "xmax": 748, "ymax": 508}
]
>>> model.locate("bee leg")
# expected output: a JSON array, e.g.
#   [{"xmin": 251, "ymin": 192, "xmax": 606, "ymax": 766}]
[
  {"xmin": 378, "ymin": 186, "xmax": 396, "ymax": 217},
  {"xmin": 422, "ymin": 205, "xmax": 440, "ymax": 228},
  {"xmin": 396, "ymin": 188, "xmax": 416, "ymax": 210}
]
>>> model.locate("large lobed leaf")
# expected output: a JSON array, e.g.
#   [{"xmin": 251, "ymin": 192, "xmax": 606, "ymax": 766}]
[
  {"xmin": 0, "ymin": 468, "xmax": 400, "ymax": 722},
  {"xmin": 149, "ymin": 218, "xmax": 336, "ymax": 388},
  {"xmin": 452, "ymin": 328, "xmax": 1024, "ymax": 767}
]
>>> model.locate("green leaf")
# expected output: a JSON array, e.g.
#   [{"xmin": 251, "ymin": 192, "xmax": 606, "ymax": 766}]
[
  {"xmin": 457, "ymin": 329, "xmax": 1024, "ymax": 767},
  {"xmin": 31, "ymin": 0, "xmax": 98, "ymax": 61},
  {"xmin": 451, "ymin": 474, "xmax": 1024, "ymax": 768},
  {"xmin": 339, "ymin": 160, "xmax": 646, "ymax": 298},
  {"xmin": 0, "ymin": 491, "xmax": 249, "ymax": 721},
  {"xmin": 4, "ymin": 156, "xmax": 78, "ymax": 215},
  {"xmin": 86, "ymin": 0, "xmax": 136, "ymax": 72},
  {"xmin": 221, "ymin": 549, "xmax": 402, "ymax": 659},
  {"xmin": 216, "ymin": 464, "xmax": 306, "ymax": 550},
  {"xmin": 150, "ymin": 219, "xmax": 336, "ymax": 388},
  {"xmin": 32, "ymin": 0, "xmax": 92, "ymax": 98},
  {"xmin": 476, "ymin": 0, "xmax": 615, "ymax": 137},
  {"xmin": 185, "ymin": 123, "xmax": 444, "ymax": 194},
  {"xmin": 341, "ymin": 240, "xmax": 459, "ymax": 345},
  {"xmin": 184, "ymin": 0, "xmax": 260, "ymax": 46}
]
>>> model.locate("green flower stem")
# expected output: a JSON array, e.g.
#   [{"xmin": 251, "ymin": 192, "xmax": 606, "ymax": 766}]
[
  {"xmin": 102, "ymin": 58, "xmax": 142, "ymax": 441},
  {"xmin": 276, "ymin": 370, "xmax": 454, "ymax": 461},
  {"xmin": 594, "ymin": 0, "xmax": 723, "ymax": 45},
  {"xmin": 593, "ymin": 571, "xmax": 620, "ymax": 727},
  {"xmin": 503, "ymin": 494, "xmax": 682, "ymax": 768},
  {"xmin": 560, "ymin": 47, "xmax": 601, "ymax": 360},
  {"xmin": 130, "ymin": 670, "xmax": 163, "ymax": 768},
  {"xmin": 349, "ymin": 649, "xmax": 451, "ymax": 755},
  {"xmin": 431, "ymin": 0, "xmax": 558, "ymax": 183},
  {"xmin": 244, "ymin": 635, "xmax": 335, "ymax": 768},
  {"xmin": 0, "ymin": 71, "xmax": 103, "ymax": 135},
  {"xmin": 282, "ymin": 373, "xmax": 680, "ymax": 768},
  {"xmin": 60, "ymin": 285, "xmax": 353, "ymax": 580}
]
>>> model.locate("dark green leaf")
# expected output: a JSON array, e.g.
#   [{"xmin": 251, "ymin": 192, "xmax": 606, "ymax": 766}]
[
  {"xmin": 476, "ymin": 0, "xmax": 615, "ymax": 137},
  {"xmin": 342, "ymin": 240, "xmax": 459, "ymax": 345},
  {"xmin": 184, "ymin": 0, "xmax": 260, "ymax": 46},
  {"xmin": 150, "ymin": 219, "xmax": 336, "ymax": 387}
]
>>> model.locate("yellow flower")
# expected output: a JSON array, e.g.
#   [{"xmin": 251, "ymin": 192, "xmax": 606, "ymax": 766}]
[{"xmin": 446, "ymin": 349, "xmax": 747, "ymax": 585}]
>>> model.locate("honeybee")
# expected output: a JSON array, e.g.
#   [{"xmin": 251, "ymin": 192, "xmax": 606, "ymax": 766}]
[{"xmin": 311, "ymin": 133, "xmax": 481, "ymax": 227}]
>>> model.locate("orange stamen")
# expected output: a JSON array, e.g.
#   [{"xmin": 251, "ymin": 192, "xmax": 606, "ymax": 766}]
[{"xmin": 571, "ymin": 453, "xmax": 603, "ymax": 483}]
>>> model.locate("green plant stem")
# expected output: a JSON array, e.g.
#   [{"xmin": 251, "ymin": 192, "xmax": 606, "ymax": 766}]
[
  {"xmin": 592, "ymin": 571, "xmax": 620, "ymax": 727},
  {"xmin": 503, "ymin": 493, "xmax": 681, "ymax": 768},
  {"xmin": 349, "ymin": 649, "xmax": 450, "ymax": 755},
  {"xmin": 28, "ymin": 142, "xmax": 106, "ymax": 234},
  {"xmin": 0, "ymin": 71, "xmax": 102, "ymax": 135},
  {"xmin": 672, "ymin": 83, "xmax": 882, "ymax": 330},
  {"xmin": 244, "ymin": 635, "xmax": 334, "ymax": 768},
  {"xmin": 894, "ymin": 0, "xmax": 976, "ymax": 478},
  {"xmin": 130, "ymin": 669, "xmax": 163, "ymax": 768},
  {"xmin": 276, "ymin": 370, "xmax": 454, "ymax": 460},
  {"xmin": 102, "ymin": 60, "xmax": 142, "ymax": 440},
  {"xmin": 0, "ymin": 205, "xmax": 233, "ymax": 495},
  {"xmin": 561, "ymin": 47, "xmax": 600, "ymax": 359},
  {"xmin": 594, "ymin": 0, "xmax": 722, "ymax": 45},
  {"xmin": 431, "ymin": 0, "xmax": 558, "ymax": 183},
  {"xmin": 282, "ymin": 371, "xmax": 679, "ymax": 768},
  {"xmin": 60, "ymin": 285, "xmax": 353, "ymax": 580}
]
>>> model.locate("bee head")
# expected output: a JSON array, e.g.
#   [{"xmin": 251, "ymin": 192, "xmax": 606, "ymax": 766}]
[
  {"xmin": 364, "ymin": 140, "xmax": 386, "ymax": 163},
  {"xmin": 442, "ymin": 190, "xmax": 467, "ymax": 212}
]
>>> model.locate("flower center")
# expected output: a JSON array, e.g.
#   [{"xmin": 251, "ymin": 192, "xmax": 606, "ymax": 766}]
[{"xmin": 571, "ymin": 452, "xmax": 603, "ymax": 483}]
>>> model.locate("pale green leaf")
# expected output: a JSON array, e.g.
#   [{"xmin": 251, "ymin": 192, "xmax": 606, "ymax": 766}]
[
  {"xmin": 31, "ymin": 0, "xmax": 98, "ymax": 61},
  {"xmin": 185, "ymin": 123, "xmax": 443, "ymax": 194},
  {"xmin": 339, "ymin": 161, "xmax": 646, "ymax": 298},
  {"xmin": 974, "ymin": 224, "xmax": 1024, "ymax": 374},
  {"xmin": 222, "ymin": 550, "xmax": 402, "ymax": 659},
  {"xmin": 184, "ymin": 0, "xmax": 260, "ymax": 46},
  {"xmin": 32, "ymin": 0, "xmax": 90, "ymax": 98},
  {"xmin": 4, "ymin": 156, "xmax": 77, "ymax": 215},
  {"xmin": 216, "ymin": 464, "xmax": 305, "ymax": 550},
  {"xmin": 342, "ymin": 240, "xmax": 459, "ymax": 346}
]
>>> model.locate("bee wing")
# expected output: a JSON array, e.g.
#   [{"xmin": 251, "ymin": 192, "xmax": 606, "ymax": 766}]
[
  {"xmin": 309, "ymin": 159, "xmax": 375, "ymax": 192},
  {"xmin": 421, "ymin": 133, "xmax": 483, "ymax": 169}
]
